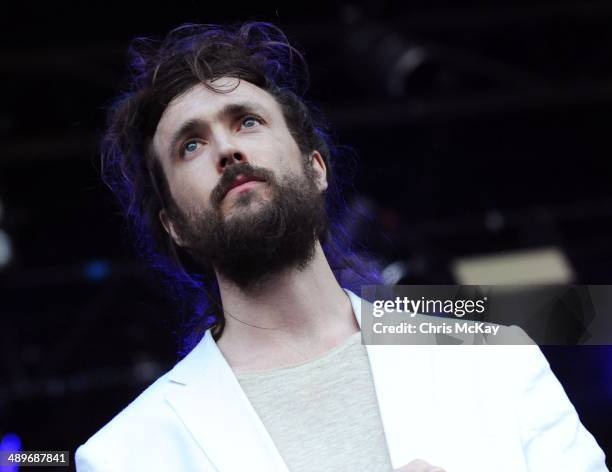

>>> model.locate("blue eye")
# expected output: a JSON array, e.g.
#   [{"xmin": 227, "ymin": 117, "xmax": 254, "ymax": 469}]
[
  {"xmin": 185, "ymin": 142, "xmax": 198, "ymax": 152},
  {"xmin": 181, "ymin": 141, "xmax": 201, "ymax": 158},
  {"xmin": 241, "ymin": 116, "xmax": 261, "ymax": 128}
]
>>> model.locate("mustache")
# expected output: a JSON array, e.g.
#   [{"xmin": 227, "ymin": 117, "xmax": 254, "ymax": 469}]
[{"xmin": 210, "ymin": 163, "xmax": 275, "ymax": 208}]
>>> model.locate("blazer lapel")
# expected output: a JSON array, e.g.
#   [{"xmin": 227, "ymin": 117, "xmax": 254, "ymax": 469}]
[
  {"xmin": 345, "ymin": 290, "xmax": 441, "ymax": 469},
  {"xmin": 164, "ymin": 330, "xmax": 290, "ymax": 472},
  {"xmin": 348, "ymin": 290, "xmax": 510, "ymax": 470}
]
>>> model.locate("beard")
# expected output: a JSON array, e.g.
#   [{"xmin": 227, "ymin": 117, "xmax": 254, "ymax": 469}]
[{"xmin": 168, "ymin": 161, "xmax": 328, "ymax": 291}]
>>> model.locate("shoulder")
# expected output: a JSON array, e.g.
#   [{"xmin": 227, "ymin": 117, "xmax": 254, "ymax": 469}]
[
  {"xmin": 74, "ymin": 332, "xmax": 217, "ymax": 471},
  {"xmin": 75, "ymin": 369, "xmax": 183, "ymax": 470},
  {"xmin": 87, "ymin": 368, "xmax": 180, "ymax": 435}
]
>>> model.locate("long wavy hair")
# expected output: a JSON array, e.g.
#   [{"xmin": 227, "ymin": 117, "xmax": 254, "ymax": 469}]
[{"xmin": 100, "ymin": 21, "xmax": 382, "ymax": 356}]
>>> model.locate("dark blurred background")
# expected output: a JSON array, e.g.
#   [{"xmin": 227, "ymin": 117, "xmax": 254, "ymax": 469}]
[{"xmin": 1, "ymin": 0, "xmax": 611, "ymax": 469}]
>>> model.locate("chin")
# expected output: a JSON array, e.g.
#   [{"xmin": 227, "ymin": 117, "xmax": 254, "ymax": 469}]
[{"xmin": 223, "ymin": 192, "xmax": 269, "ymax": 216}]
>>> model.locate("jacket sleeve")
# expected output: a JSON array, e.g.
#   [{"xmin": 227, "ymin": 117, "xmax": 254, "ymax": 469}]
[{"xmin": 514, "ymin": 343, "xmax": 608, "ymax": 471}]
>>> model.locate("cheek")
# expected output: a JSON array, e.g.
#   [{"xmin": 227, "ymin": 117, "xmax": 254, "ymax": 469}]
[
  {"xmin": 167, "ymin": 170, "xmax": 216, "ymax": 213},
  {"xmin": 263, "ymin": 134, "xmax": 304, "ymax": 173}
]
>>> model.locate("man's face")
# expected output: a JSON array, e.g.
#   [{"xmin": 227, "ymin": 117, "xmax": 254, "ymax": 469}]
[{"xmin": 152, "ymin": 78, "xmax": 329, "ymax": 289}]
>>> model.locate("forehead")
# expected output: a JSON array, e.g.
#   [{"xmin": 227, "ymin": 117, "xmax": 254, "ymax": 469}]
[{"xmin": 152, "ymin": 78, "xmax": 283, "ymax": 158}]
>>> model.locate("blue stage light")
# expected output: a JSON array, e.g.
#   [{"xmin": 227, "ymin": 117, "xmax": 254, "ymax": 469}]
[
  {"xmin": 0, "ymin": 432, "xmax": 21, "ymax": 472},
  {"xmin": 83, "ymin": 260, "xmax": 111, "ymax": 281}
]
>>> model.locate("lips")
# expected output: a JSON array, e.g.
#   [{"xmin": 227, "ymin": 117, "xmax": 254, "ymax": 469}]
[{"xmin": 223, "ymin": 174, "xmax": 265, "ymax": 199}]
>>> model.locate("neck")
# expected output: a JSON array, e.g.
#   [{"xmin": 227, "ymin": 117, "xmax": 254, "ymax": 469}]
[{"xmin": 214, "ymin": 242, "xmax": 360, "ymax": 372}]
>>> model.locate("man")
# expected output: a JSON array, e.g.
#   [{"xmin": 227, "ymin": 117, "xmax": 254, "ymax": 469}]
[{"xmin": 75, "ymin": 22, "xmax": 607, "ymax": 471}]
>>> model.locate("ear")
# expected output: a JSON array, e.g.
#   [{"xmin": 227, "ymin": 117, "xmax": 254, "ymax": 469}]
[
  {"xmin": 309, "ymin": 150, "xmax": 328, "ymax": 192},
  {"xmin": 159, "ymin": 208, "xmax": 185, "ymax": 247}
]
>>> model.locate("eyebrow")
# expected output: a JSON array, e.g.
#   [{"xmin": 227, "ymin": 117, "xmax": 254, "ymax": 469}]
[{"xmin": 166, "ymin": 101, "xmax": 269, "ymax": 159}]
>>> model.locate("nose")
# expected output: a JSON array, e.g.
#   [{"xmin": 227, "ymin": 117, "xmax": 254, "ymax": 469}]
[
  {"xmin": 217, "ymin": 151, "xmax": 246, "ymax": 173},
  {"xmin": 215, "ymin": 132, "xmax": 248, "ymax": 173}
]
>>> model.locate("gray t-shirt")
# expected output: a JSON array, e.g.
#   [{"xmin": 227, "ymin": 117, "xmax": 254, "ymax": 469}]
[{"xmin": 236, "ymin": 331, "xmax": 394, "ymax": 472}]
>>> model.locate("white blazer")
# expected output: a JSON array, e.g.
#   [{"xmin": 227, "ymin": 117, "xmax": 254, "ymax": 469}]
[{"xmin": 75, "ymin": 290, "xmax": 607, "ymax": 471}]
